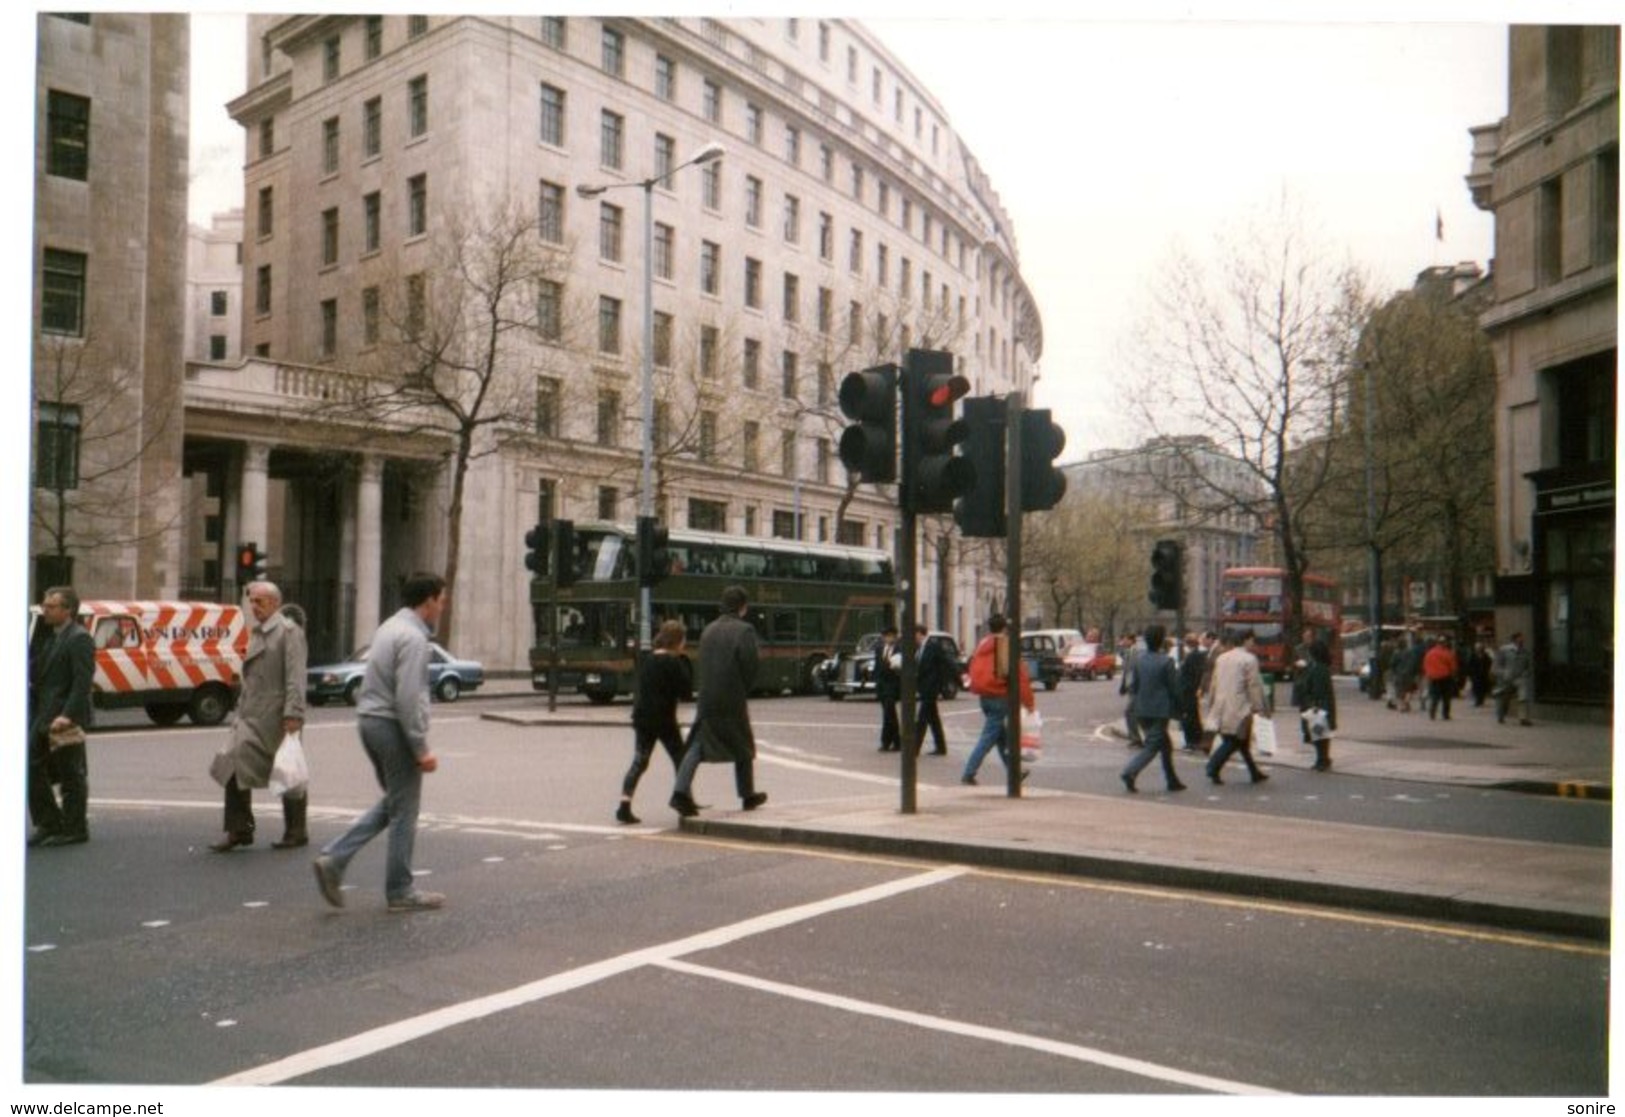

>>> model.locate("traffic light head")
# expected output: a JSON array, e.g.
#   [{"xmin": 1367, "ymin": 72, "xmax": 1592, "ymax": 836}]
[
  {"xmin": 637, "ymin": 515, "xmax": 672, "ymax": 587},
  {"xmin": 837, "ymin": 364, "xmax": 898, "ymax": 484},
  {"xmin": 553, "ymin": 519, "xmax": 578, "ymax": 588},
  {"xmin": 236, "ymin": 541, "xmax": 268, "ymax": 586},
  {"xmin": 902, "ymin": 348, "xmax": 973, "ymax": 515},
  {"xmin": 1018, "ymin": 408, "xmax": 1067, "ymax": 512},
  {"xmin": 1149, "ymin": 538, "xmax": 1183, "ymax": 611},
  {"xmin": 524, "ymin": 522, "xmax": 550, "ymax": 576},
  {"xmin": 954, "ymin": 395, "xmax": 1006, "ymax": 538}
]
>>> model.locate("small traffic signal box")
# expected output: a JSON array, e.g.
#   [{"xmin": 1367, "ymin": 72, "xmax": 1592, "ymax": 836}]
[
  {"xmin": 236, "ymin": 541, "xmax": 268, "ymax": 586},
  {"xmin": 901, "ymin": 348, "xmax": 973, "ymax": 515},
  {"xmin": 1018, "ymin": 408, "xmax": 1067, "ymax": 512},
  {"xmin": 954, "ymin": 395, "xmax": 1007, "ymax": 538},
  {"xmin": 837, "ymin": 364, "xmax": 898, "ymax": 484},
  {"xmin": 553, "ymin": 519, "xmax": 578, "ymax": 588},
  {"xmin": 637, "ymin": 515, "xmax": 672, "ymax": 587},
  {"xmin": 524, "ymin": 522, "xmax": 549, "ymax": 576},
  {"xmin": 1149, "ymin": 539, "xmax": 1183, "ymax": 611}
]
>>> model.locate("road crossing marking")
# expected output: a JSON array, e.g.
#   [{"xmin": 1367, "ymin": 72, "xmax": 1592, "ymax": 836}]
[
  {"xmin": 656, "ymin": 957, "xmax": 1285, "ymax": 1095},
  {"xmin": 211, "ymin": 866, "xmax": 967, "ymax": 1086}
]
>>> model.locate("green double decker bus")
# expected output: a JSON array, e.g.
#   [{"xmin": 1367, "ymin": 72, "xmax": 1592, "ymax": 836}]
[{"xmin": 530, "ymin": 521, "xmax": 897, "ymax": 703}]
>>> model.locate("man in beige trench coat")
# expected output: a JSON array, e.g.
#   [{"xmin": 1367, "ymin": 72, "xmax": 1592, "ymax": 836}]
[{"xmin": 210, "ymin": 582, "xmax": 307, "ymax": 851}]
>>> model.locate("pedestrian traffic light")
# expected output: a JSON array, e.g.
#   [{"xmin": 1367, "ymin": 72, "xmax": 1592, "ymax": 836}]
[
  {"xmin": 901, "ymin": 348, "xmax": 973, "ymax": 515},
  {"xmin": 1150, "ymin": 539, "xmax": 1183, "ymax": 611},
  {"xmin": 1018, "ymin": 408, "xmax": 1067, "ymax": 512},
  {"xmin": 837, "ymin": 364, "xmax": 898, "ymax": 485},
  {"xmin": 954, "ymin": 395, "xmax": 1007, "ymax": 538},
  {"xmin": 236, "ymin": 541, "xmax": 268, "ymax": 586},
  {"xmin": 553, "ymin": 518, "xmax": 578, "ymax": 588},
  {"xmin": 524, "ymin": 521, "xmax": 549, "ymax": 577},
  {"xmin": 637, "ymin": 515, "xmax": 672, "ymax": 587}
]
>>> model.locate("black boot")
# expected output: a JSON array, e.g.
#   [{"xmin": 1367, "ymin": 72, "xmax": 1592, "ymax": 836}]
[
  {"xmin": 272, "ymin": 795, "xmax": 308, "ymax": 849},
  {"xmin": 1311, "ymin": 742, "xmax": 1330, "ymax": 772}
]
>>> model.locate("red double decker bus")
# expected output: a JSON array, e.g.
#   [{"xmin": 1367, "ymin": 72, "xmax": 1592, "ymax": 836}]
[{"xmin": 1218, "ymin": 567, "xmax": 1342, "ymax": 678}]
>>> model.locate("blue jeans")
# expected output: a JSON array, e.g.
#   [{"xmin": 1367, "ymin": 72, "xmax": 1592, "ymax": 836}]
[
  {"xmin": 962, "ymin": 697, "xmax": 1011, "ymax": 780},
  {"xmin": 322, "ymin": 716, "xmax": 424, "ymax": 902}
]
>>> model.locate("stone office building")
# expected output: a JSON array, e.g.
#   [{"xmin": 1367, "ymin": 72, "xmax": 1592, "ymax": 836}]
[{"xmin": 1467, "ymin": 24, "xmax": 1617, "ymax": 711}]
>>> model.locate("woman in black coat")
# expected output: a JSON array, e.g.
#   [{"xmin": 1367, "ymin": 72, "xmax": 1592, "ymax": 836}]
[
  {"xmin": 617, "ymin": 619, "xmax": 693, "ymax": 824},
  {"xmin": 1296, "ymin": 640, "xmax": 1338, "ymax": 772}
]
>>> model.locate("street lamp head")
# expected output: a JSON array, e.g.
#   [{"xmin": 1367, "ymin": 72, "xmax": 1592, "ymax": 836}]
[
  {"xmin": 575, "ymin": 184, "xmax": 608, "ymax": 199},
  {"xmin": 689, "ymin": 141, "xmax": 726, "ymax": 165}
]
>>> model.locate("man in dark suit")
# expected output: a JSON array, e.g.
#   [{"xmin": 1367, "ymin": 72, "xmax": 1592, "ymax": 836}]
[
  {"xmin": 1177, "ymin": 631, "xmax": 1213, "ymax": 752},
  {"xmin": 29, "ymin": 586, "xmax": 96, "ymax": 847},
  {"xmin": 873, "ymin": 625, "xmax": 902, "ymax": 751},
  {"xmin": 1120, "ymin": 623, "xmax": 1186, "ymax": 794},
  {"xmin": 669, "ymin": 586, "xmax": 767, "ymax": 816},
  {"xmin": 913, "ymin": 625, "xmax": 949, "ymax": 756}
]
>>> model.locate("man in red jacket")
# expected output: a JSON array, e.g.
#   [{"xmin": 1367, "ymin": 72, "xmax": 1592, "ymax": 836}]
[
  {"xmin": 1422, "ymin": 636, "xmax": 1460, "ymax": 721},
  {"xmin": 960, "ymin": 615, "xmax": 1036, "ymax": 786}
]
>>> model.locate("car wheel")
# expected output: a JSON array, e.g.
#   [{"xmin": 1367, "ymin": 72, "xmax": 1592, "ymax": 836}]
[
  {"xmin": 585, "ymin": 690, "xmax": 617, "ymax": 706},
  {"xmin": 436, "ymin": 675, "xmax": 461, "ymax": 702},
  {"xmin": 343, "ymin": 678, "xmax": 363, "ymax": 706},
  {"xmin": 188, "ymin": 684, "xmax": 233, "ymax": 727}
]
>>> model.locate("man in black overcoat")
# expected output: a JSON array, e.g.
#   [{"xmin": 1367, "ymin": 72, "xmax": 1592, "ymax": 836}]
[{"xmin": 670, "ymin": 586, "xmax": 767, "ymax": 816}]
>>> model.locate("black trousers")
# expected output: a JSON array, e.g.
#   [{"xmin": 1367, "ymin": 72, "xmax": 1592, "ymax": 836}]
[
  {"xmin": 622, "ymin": 723, "xmax": 685, "ymax": 798},
  {"xmin": 29, "ymin": 734, "xmax": 88, "ymax": 837},
  {"xmin": 223, "ymin": 775, "xmax": 255, "ymax": 836},
  {"xmin": 878, "ymin": 697, "xmax": 900, "ymax": 748},
  {"xmin": 1207, "ymin": 733, "xmax": 1264, "ymax": 780},
  {"xmin": 915, "ymin": 696, "xmax": 945, "ymax": 752}
]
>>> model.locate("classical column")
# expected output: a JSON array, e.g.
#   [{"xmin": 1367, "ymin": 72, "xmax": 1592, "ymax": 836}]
[
  {"xmin": 239, "ymin": 442, "xmax": 271, "ymax": 564},
  {"xmin": 354, "ymin": 455, "xmax": 384, "ymax": 641}
]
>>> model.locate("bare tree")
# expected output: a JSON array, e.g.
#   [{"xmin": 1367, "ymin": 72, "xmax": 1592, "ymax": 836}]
[
  {"xmin": 31, "ymin": 334, "xmax": 182, "ymax": 581},
  {"xmin": 1129, "ymin": 199, "xmax": 1366, "ymax": 627}
]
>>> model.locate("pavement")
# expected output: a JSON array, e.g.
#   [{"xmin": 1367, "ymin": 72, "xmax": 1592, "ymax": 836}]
[{"xmin": 480, "ymin": 678, "xmax": 1614, "ymax": 941}]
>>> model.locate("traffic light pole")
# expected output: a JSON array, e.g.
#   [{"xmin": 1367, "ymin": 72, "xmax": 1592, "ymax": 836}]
[
  {"xmin": 898, "ymin": 503, "xmax": 920, "ymax": 815},
  {"xmin": 1004, "ymin": 390, "xmax": 1025, "ymax": 799}
]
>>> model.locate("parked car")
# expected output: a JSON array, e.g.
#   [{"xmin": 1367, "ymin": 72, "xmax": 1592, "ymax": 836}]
[
  {"xmin": 307, "ymin": 642, "xmax": 485, "ymax": 705},
  {"xmin": 1017, "ymin": 633, "xmax": 1064, "ymax": 691},
  {"xmin": 1062, "ymin": 641, "xmax": 1118, "ymax": 681},
  {"xmin": 819, "ymin": 631, "xmax": 965, "ymax": 701}
]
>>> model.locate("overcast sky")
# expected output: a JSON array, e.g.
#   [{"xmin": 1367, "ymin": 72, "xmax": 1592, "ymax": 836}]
[{"xmin": 179, "ymin": 4, "xmax": 1606, "ymax": 458}]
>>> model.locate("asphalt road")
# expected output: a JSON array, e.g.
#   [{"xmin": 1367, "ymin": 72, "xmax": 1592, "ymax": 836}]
[{"xmin": 18, "ymin": 698, "xmax": 1609, "ymax": 1098}]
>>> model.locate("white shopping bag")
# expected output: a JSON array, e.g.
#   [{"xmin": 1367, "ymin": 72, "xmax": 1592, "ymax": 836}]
[
  {"xmin": 268, "ymin": 732, "xmax": 310, "ymax": 798},
  {"xmin": 1019, "ymin": 710, "xmax": 1043, "ymax": 765},
  {"xmin": 1250, "ymin": 714, "xmax": 1278, "ymax": 757}
]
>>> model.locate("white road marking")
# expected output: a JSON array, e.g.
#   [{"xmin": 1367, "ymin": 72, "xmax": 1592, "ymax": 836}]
[
  {"xmin": 657, "ymin": 958, "xmax": 1284, "ymax": 1096},
  {"xmin": 212, "ymin": 866, "xmax": 965, "ymax": 1086}
]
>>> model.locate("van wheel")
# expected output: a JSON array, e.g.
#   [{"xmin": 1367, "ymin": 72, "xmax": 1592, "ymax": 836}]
[
  {"xmin": 145, "ymin": 703, "xmax": 186, "ymax": 727},
  {"xmin": 188, "ymin": 684, "xmax": 233, "ymax": 727}
]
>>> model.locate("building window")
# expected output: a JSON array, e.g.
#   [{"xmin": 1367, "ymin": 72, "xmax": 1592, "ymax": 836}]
[
  {"xmin": 818, "ymin": 441, "xmax": 832, "ymax": 485},
  {"xmin": 872, "ymin": 66, "xmax": 882, "ymax": 103},
  {"xmin": 818, "ymin": 212, "xmax": 834, "ymax": 260},
  {"xmin": 744, "ymin": 257, "xmax": 762, "ymax": 309},
  {"xmin": 817, "ymin": 288, "xmax": 833, "ymax": 335},
  {"xmin": 878, "ymin": 180, "xmax": 890, "ymax": 219},
  {"xmin": 689, "ymin": 496, "xmax": 726, "ymax": 531},
  {"xmin": 536, "ymin": 278, "xmax": 562, "ymax": 341},
  {"xmin": 408, "ymin": 15, "xmax": 428, "ymax": 38},
  {"xmin": 784, "ymin": 125, "xmax": 801, "ymax": 166},
  {"xmin": 536, "ymin": 376, "xmax": 561, "ymax": 436},
  {"xmin": 687, "ymin": 242, "xmax": 716, "ymax": 300},
  {"xmin": 818, "ymin": 22, "xmax": 831, "ymax": 61},
  {"xmin": 652, "ymin": 401, "xmax": 670, "ymax": 451},
  {"xmin": 746, "ymin": 102, "xmax": 763, "ymax": 146},
  {"xmin": 745, "ymin": 176, "xmax": 762, "ymax": 227},
  {"xmin": 781, "ymin": 350, "xmax": 798, "ymax": 398},
  {"xmin": 851, "ymin": 163, "xmax": 864, "ymax": 202},
  {"xmin": 742, "ymin": 421, "xmax": 760, "ymax": 472},
  {"xmin": 209, "ymin": 335, "xmax": 228, "ymax": 360},
  {"xmin": 820, "ymin": 143, "xmax": 834, "ymax": 183},
  {"xmin": 703, "ymin": 78, "xmax": 721, "ymax": 124},
  {"xmin": 846, "ymin": 45, "xmax": 858, "ymax": 83},
  {"xmin": 653, "ymin": 311, "xmax": 674, "ymax": 368},
  {"xmin": 408, "ymin": 173, "xmax": 427, "ymax": 237},
  {"xmin": 364, "ymin": 191, "xmax": 381, "ymax": 253},
  {"xmin": 900, "ymin": 257, "xmax": 911, "ymax": 296},
  {"xmin": 536, "ymin": 478, "xmax": 557, "ymax": 525},
  {"xmin": 34, "ymin": 403, "xmax": 80, "ymax": 490},
  {"xmin": 362, "ymin": 96, "xmax": 381, "ymax": 158},
  {"xmin": 255, "ymin": 264, "xmax": 272, "ymax": 316},
  {"xmin": 601, "ymin": 26, "xmax": 625, "ymax": 77},
  {"xmin": 408, "ymin": 75, "xmax": 428, "ymax": 138},
  {"xmin": 323, "ymin": 35, "xmax": 341, "ymax": 82},
  {"xmin": 653, "ymin": 222, "xmax": 674, "ymax": 280},
  {"xmin": 320, "ymin": 298, "xmax": 338, "ymax": 357},
  {"xmin": 321, "ymin": 116, "xmax": 340, "ymax": 174},
  {"xmin": 539, "ymin": 84, "xmax": 565, "ymax": 146},
  {"xmin": 781, "ymin": 430, "xmax": 796, "ymax": 477},
  {"xmin": 365, "ymin": 15, "xmax": 382, "ymax": 60},
  {"xmin": 698, "ymin": 412, "xmax": 718, "ymax": 463},
  {"xmin": 877, "ymin": 243, "xmax": 888, "ymax": 286},
  {"xmin": 772, "ymin": 509, "xmax": 796, "ymax": 540},
  {"xmin": 600, "ymin": 110, "xmax": 624, "ymax": 170},
  {"xmin": 655, "ymin": 54, "xmax": 676, "ymax": 101},
  {"xmin": 783, "ymin": 273, "xmax": 800, "ymax": 323},
  {"xmin": 743, "ymin": 338, "xmax": 761, "ymax": 389},
  {"xmin": 598, "ymin": 202, "xmax": 623, "ymax": 262},
  {"xmin": 817, "ymin": 361, "xmax": 834, "ymax": 405},
  {"xmin": 598, "ymin": 296, "xmax": 622, "ymax": 354},
  {"xmin": 1538, "ymin": 178, "xmax": 1564, "ymax": 286},
  {"xmin": 654, "ymin": 133, "xmax": 676, "ymax": 182},
  {"xmin": 321, "ymin": 207, "xmax": 340, "ymax": 266},
  {"xmin": 597, "ymin": 389, "xmax": 621, "ymax": 444},
  {"xmin": 848, "ymin": 300, "xmax": 862, "ymax": 345},
  {"xmin": 540, "ymin": 16, "xmax": 565, "ymax": 49},
  {"xmin": 539, "ymin": 180, "xmax": 564, "ymax": 243},
  {"xmin": 362, "ymin": 286, "xmax": 380, "ymax": 346},
  {"xmin": 849, "ymin": 229, "xmax": 863, "ymax": 273},
  {"xmin": 259, "ymin": 116, "xmax": 275, "ymax": 158},
  {"xmin": 699, "ymin": 325, "xmax": 719, "ymax": 378},
  {"xmin": 210, "ymin": 290, "xmax": 229, "ymax": 316},
  {"xmin": 45, "ymin": 91, "xmax": 90, "ymax": 180},
  {"xmin": 405, "ymin": 273, "xmax": 426, "ymax": 338},
  {"xmin": 783, "ymin": 195, "xmax": 800, "ymax": 243},
  {"xmin": 598, "ymin": 486, "xmax": 619, "ymax": 520},
  {"xmin": 701, "ymin": 161, "xmax": 721, "ymax": 209},
  {"xmin": 257, "ymin": 186, "xmax": 274, "ymax": 238}
]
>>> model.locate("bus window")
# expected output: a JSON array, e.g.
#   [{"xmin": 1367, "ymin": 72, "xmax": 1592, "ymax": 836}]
[
  {"xmin": 768, "ymin": 608, "xmax": 798, "ymax": 642},
  {"xmin": 558, "ymin": 602, "xmax": 629, "ymax": 648}
]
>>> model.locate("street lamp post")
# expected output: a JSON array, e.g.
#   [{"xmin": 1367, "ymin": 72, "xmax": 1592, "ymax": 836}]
[
  {"xmin": 578, "ymin": 141, "xmax": 724, "ymax": 651},
  {"xmin": 1363, "ymin": 358, "xmax": 1384, "ymax": 697}
]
